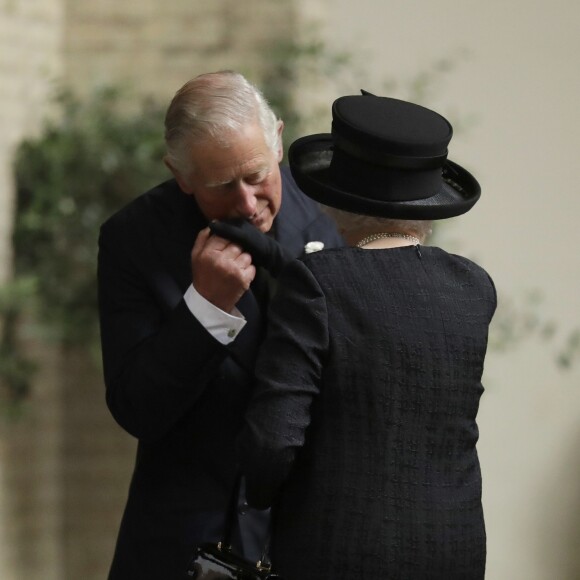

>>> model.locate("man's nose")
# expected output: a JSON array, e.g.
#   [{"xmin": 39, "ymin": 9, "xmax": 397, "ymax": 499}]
[{"xmin": 234, "ymin": 182, "xmax": 258, "ymax": 218}]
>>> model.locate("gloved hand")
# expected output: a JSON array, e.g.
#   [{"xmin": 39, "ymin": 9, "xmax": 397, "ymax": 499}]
[{"xmin": 209, "ymin": 219, "xmax": 293, "ymax": 277}]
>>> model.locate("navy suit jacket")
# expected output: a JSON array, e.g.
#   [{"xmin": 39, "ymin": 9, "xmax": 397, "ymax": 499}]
[{"xmin": 97, "ymin": 166, "xmax": 344, "ymax": 579}]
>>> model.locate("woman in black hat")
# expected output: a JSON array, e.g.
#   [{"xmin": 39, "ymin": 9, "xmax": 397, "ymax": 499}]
[{"xmin": 213, "ymin": 93, "xmax": 496, "ymax": 579}]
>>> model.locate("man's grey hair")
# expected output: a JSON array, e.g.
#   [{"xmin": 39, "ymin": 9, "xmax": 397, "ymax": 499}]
[
  {"xmin": 323, "ymin": 206, "xmax": 433, "ymax": 243},
  {"xmin": 164, "ymin": 70, "xmax": 280, "ymax": 176}
]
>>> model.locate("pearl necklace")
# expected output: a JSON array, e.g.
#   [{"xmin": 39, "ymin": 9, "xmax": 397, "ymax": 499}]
[{"xmin": 355, "ymin": 232, "xmax": 421, "ymax": 248}]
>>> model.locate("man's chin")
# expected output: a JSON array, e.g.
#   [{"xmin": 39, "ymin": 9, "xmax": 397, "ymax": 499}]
[{"xmin": 250, "ymin": 213, "xmax": 273, "ymax": 233}]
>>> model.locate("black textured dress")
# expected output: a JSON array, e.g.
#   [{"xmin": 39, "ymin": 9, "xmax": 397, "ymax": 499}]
[{"xmin": 238, "ymin": 245, "xmax": 497, "ymax": 580}]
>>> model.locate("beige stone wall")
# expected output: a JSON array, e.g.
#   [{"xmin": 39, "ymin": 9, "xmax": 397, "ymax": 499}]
[
  {"xmin": 62, "ymin": 0, "xmax": 296, "ymax": 103},
  {"xmin": 0, "ymin": 3, "xmax": 65, "ymax": 577},
  {"xmin": 0, "ymin": 1, "xmax": 299, "ymax": 578},
  {"xmin": 0, "ymin": 342, "xmax": 65, "ymax": 580}
]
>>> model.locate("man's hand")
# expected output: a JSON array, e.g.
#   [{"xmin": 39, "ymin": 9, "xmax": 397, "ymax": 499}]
[
  {"xmin": 191, "ymin": 227, "xmax": 256, "ymax": 313},
  {"xmin": 209, "ymin": 219, "xmax": 292, "ymax": 277}
]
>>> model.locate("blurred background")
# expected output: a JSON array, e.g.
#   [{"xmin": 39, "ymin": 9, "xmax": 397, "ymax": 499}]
[{"xmin": 0, "ymin": 0, "xmax": 578, "ymax": 578}]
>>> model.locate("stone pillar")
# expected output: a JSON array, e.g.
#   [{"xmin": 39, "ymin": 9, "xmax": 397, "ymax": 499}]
[{"xmin": 0, "ymin": 2, "xmax": 65, "ymax": 577}]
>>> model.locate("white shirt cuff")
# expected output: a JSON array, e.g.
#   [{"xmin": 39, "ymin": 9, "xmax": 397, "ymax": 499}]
[{"xmin": 183, "ymin": 284, "xmax": 247, "ymax": 345}]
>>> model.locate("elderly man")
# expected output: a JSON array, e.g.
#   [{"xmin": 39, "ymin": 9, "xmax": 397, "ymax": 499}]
[{"xmin": 97, "ymin": 70, "xmax": 343, "ymax": 579}]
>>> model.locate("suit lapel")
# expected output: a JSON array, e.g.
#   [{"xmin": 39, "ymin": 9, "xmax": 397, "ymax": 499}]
[
  {"xmin": 273, "ymin": 208, "xmax": 308, "ymax": 259},
  {"xmin": 150, "ymin": 180, "xmax": 207, "ymax": 293}
]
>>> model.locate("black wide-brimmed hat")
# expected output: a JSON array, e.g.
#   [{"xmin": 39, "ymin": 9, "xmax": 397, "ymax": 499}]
[{"xmin": 288, "ymin": 92, "xmax": 481, "ymax": 219}]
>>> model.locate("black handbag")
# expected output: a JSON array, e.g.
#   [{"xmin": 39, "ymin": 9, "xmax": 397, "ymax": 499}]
[
  {"xmin": 186, "ymin": 541, "xmax": 280, "ymax": 579},
  {"xmin": 185, "ymin": 475, "xmax": 282, "ymax": 579}
]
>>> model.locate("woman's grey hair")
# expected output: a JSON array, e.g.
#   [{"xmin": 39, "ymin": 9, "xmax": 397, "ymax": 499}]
[
  {"xmin": 164, "ymin": 70, "xmax": 280, "ymax": 176},
  {"xmin": 323, "ymin": 206, "xmax": 433, "ymax": 243}
]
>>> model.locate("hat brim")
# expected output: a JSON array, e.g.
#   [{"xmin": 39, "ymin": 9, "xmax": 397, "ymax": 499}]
[{"xmin": 289, "ymin": 134, "xmax": 481, "ymax": 220}]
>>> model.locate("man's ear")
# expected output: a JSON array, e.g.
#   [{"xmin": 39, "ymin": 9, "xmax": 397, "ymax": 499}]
[
  {"xmin": 164, "ymin": 156, "xmax": 193, "ymax": 194},
  {"xmin": 275, "ymin": 120, "xmax": 285, "ymax": 163}
]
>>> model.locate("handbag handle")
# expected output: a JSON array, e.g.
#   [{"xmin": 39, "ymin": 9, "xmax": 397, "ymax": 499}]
[
  {"xmin": 222, "ymin": 472, "xmax": 243, "ymax": 549},
  {"xmin": 221, "ymin": 473, "xmax": 272, "ymax": 569}
]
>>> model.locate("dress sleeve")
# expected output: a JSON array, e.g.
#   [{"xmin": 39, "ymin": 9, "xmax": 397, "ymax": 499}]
[{"xmin": 237, "ymin": 259, "xmax": 329, "ymax": 509}]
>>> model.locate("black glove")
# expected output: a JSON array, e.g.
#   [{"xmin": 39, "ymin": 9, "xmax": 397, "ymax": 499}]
[{"xmin": 209, "ymin": 219, "xmax": 293, "ymax": 277}]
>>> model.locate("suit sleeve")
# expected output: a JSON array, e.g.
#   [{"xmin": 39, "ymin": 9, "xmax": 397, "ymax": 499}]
[
  {"xmin": 237, "ymin": 260, "xmax": 329, "ymax": 509},
  {"xmin": 98, "ymin": 223, "xmax": 227, "ymax": 441}
]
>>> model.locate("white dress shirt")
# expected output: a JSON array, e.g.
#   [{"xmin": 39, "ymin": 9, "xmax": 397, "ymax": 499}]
[{"xmin": 183, "ymin": 284, "xmax": 246, "ymax": 345}]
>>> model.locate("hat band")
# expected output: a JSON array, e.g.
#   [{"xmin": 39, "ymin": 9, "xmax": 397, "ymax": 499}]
[
  {"xmin": 327, "ymin": 149, "xmax": 443, "ymax": 202},
  {"xmin": 334, "ymin": 133, "xmax": 448, "ymax": 170}
]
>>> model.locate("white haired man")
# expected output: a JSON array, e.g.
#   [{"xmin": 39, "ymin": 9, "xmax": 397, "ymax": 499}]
[{"xmin": 98, "ymin": 70, "xmax": 344, "ymax": 579}]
